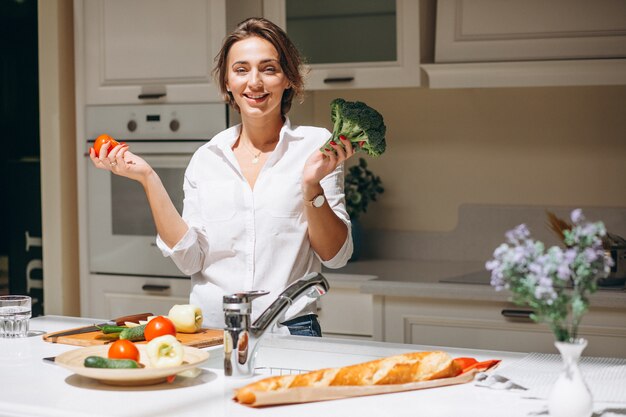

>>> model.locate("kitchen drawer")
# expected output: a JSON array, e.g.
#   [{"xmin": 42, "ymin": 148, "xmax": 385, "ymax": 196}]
[
  {"xmin": 383, "ymin": 296, "xmax": 626, "ymax": 357},
  {"xmin": 87, "ymin": 274, "xmax": 191, "ymax": 319}
]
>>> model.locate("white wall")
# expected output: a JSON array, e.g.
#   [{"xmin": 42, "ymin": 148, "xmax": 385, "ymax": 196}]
[
  {"xmin": 306, "ymin": 86, "xmax": 626, "ymax": 232},
  {"xmin": 38, "ymin": 0, "xmax": 80, "ymax": 315}
]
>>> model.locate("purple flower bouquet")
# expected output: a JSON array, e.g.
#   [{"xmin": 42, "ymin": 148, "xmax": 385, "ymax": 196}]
[{"xmin": 486, "ymin": 209, "xmax": 613, "ymax": 341}]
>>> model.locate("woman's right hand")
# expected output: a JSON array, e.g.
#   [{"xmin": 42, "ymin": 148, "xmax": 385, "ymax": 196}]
[{"xmin": 89, "ymin": 140, "xmax": 153, "ymax": 184}]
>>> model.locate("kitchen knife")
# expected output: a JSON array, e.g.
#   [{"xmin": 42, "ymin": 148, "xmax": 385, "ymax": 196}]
[{"xmin": 44, "ymin": 312, "xmax": 153, "ymax": 339}]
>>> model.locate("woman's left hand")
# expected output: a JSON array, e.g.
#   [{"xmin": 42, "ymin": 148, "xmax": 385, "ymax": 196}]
[{"xmin": 303, "ymin": 136, "xmax": 356, "ymax": 187}]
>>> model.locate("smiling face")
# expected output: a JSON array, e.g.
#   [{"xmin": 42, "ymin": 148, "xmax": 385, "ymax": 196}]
[{"xmin": 225, "ymin": 36, "xmax": 291, "ymax": 121}]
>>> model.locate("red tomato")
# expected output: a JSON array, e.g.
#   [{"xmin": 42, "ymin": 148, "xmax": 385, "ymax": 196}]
[
  {"xmin": 108, "ymin": 339, "xmax": 140, "ymax": 361},
  {"xmin": 94, "ymin": 134, "xmax": 120, "ymax": 157},
  {"xmin": 144, "ymin": 316, "xmax": 177, "ymax": 342}
]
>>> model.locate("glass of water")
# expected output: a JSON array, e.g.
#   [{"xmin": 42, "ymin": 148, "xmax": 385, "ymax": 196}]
[{"xmin": 0, "ymin": 295, "xmax": 32, "ymax": 338}]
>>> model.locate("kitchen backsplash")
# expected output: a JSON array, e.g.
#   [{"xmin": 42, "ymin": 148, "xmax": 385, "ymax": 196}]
[{"xmin": 360, "ymin": 204, "xmax": 626, "ymax": 262}]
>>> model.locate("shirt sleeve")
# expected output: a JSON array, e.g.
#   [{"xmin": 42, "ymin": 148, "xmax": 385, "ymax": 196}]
[
  {"xmin": 155, "ymin": 156, "xmax": 208, "ymax": 276},
  {"xmin": 317, "ymin": 161, "xmax": 354, "ymax": 268}
]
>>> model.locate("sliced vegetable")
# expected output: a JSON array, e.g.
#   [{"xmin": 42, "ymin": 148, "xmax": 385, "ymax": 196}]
[
  {"xmin": 108, "ymin": 339, "xmax": 140, "ymax": 361},
  {"xmin": 138, "ymin": 316, "xmax": 158, "ymax": 326},
  {"xmin": 96, "ymin": 333, "xmax": 121, "ymax": 341},
  {"xmin": 124, "ymin": 321, "xmax": 141, "ymax": 328},
  {"xmin": 144, "ymin": 316, "xmax": 177, "ymax": 342},
  {"xmin": 146, "ymin": 335, "xmax": 184, "ymax": 368},
  {"xmin": 84, "ymin": 356, "xmax": 140, "ymax": 369},
  {"xmin": 168, "ymin": 304, "xmax": 203, "ymax": 333},
  {"xmin": 454, "ymin": 357, "xmax": 478, "ymax": 371},
  {"xmin": 97, "ymin": 325, "xmax": 127, "ymax": 334},
  {"xmin": 461, "ymin": 359, "xmax": 501, "ymax": 374},
  {"xmin": 119, "ymin": 324, "xmax": 146, "ymax": 342}
]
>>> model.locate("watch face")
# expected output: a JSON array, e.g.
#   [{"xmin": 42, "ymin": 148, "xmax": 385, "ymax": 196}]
[{"xmin": 313, "ymin": 194, "xmax": 325, "ymax": 208}]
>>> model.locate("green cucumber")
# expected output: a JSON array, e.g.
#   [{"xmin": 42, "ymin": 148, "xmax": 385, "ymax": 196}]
[
  {"xmin": 84, "ymin": 356, "xmax": 140, "ymax": 369},
  {"xmin": 96, "ymin": 332, "xmax": 121, "ymax": 341},
  {"xmin": 97, "ymin": 325, "xmax": 127, "ymax": 334},
  {"xmin": 119, "ymin": 324, "xmax": 146, "ymax": 341}
]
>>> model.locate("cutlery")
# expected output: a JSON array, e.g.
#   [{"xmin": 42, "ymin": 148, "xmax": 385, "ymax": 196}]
[{"xmin": 44, "ymin": 312, "xmax": 153, "ymax": 340}]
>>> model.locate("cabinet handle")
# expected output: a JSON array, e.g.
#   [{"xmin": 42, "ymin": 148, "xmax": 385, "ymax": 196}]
[
  {"xmin": 323, "ymin": 77, "xmax": 355, "ymax": 84},
  {"xmin": 142, "ymin": 284, "xmax": 170, "ymax": 292},
  {"xmin": 138, "ymin": 93, "xmax": 166, "ymax": 99},
  {"xmin": 501, "ymin": 309, "xmax": 533, "ymax": 319}
]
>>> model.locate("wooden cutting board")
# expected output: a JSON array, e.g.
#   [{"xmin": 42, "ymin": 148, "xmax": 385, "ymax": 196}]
[{"xmin": 43, "ymin": 327, "xmax": 223, "ymax": 348}]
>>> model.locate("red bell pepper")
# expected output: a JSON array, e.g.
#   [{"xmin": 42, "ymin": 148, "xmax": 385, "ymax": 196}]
[{"xmin": 454, "ymin": 357, "xmax": 501, "ymax": 374}]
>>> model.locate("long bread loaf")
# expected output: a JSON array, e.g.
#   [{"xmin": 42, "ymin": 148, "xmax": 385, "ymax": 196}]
[{"xmin": 235, "ymin": 351, "xmax": 462, "ymax": 404}]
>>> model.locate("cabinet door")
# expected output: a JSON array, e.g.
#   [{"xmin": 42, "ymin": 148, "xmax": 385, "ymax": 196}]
[
  {"xmin": 263, "ymin": 0, "xmax": 420, "ymax": 89},
  {"xmin": 436, "ymin": 0, "xmax": 626, "ymax": 63},
  {"xmin": 383, "ymin": 297, "xmax": 626, "ymax": 358},
  {"xmin": 79, "ymin": 0, "xmax": 226, "ymax": 104},
  {"xmin": 317, "ymin": 287, "xmax": 374, "ymax": 338}
]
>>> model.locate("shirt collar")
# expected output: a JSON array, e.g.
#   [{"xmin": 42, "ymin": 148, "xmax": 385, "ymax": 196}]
[{"xmin": 205, "ymin": 117, "xmax": 304, "ymax": 153}]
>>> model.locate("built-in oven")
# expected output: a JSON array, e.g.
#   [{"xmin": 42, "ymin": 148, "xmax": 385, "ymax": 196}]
[{"xmin": 85, "ymin": 103, "xmax": 227, "ymax": 278}]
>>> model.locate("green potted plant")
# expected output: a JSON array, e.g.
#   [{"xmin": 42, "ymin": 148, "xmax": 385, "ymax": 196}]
[{"xmin": 344, "ymin": 158, "xmax": 384, "ymax": 261}]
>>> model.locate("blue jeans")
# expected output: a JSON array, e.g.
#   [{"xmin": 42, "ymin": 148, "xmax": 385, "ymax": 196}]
[{"xmin": 281, "ymin": 314, "xmax": 322, "ymax": 337}]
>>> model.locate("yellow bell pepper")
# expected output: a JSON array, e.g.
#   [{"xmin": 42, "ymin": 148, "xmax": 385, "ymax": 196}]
[
  {"xmin": 168, "ymin": 304, "xmax": 203, "ymax": 333},
  {"xmin": 146, "ymin": 335, "xmax": 184, "ymax": 368}
]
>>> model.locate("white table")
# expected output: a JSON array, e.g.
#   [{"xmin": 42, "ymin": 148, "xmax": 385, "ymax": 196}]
[{"xmin": 0, "ymin": 316, "xmax": 623, "ymax": 417}]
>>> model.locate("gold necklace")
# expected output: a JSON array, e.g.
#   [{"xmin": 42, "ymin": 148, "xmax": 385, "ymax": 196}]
[{"xmin": 241, "ymin": 140, "xmax": 262, "ymax": 164}]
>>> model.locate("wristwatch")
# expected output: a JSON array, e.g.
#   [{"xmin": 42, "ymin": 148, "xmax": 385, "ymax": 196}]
[{"xmin": 304, "ymin": 193, "xmax": 326, "ymax": 208}]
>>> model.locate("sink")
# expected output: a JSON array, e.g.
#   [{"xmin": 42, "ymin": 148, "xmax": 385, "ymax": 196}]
[
  {"xmin": 202, "ymin": 334, "xmax": 429, "ymax": 375},
  {"xmin": 201, "ymin": 333, "xmax": 514, "ymax": 381}
]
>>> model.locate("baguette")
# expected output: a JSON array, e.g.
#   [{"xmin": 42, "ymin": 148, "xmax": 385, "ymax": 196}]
[{"xmin": 234, "ymin": 351, "xmax": 462, "ymax": 405}]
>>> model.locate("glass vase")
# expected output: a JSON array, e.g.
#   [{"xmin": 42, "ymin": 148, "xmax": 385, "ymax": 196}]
[{"xmin": 548, "ymin": 338, "xmax": 593, "ymax": 417}]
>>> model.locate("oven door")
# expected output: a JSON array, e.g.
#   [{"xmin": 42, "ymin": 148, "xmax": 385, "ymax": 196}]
[{"xmin": 87, "ymin": 141, "xmax": 202, "ymax": 277}]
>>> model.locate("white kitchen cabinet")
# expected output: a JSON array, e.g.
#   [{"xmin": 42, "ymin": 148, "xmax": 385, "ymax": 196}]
[
  {"xmin": 75, "ymin": 0, "xmax": 226, "ymax": 104},
  {"xmin": 318, "ymin": 274, "xmax": 381, "ymax": 340},
  {"xmin": 263, "ymin": 0, "xmax": 421, "ymax": 90},
  {"xmin": 381, "ymin": 296, "xmax": 626, "ymax": 358},
  {"xmin": 435, "ymin": 0, "xmax": 626, "ymax": 63},
  {"xmin": 87, "ymin": 274, "xmax": 191, "ymax": 319},
  {"xmin": 423, "ymin": 0, "xmax": 626, "ymax": 88}
]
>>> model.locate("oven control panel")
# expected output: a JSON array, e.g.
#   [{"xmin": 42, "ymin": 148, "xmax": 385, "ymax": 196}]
[{"xmin": 85, "ymin": 103, "xmax": 228, "ymax": 141}]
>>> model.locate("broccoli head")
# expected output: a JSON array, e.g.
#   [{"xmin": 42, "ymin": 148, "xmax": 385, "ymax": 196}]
[{"xmin": 321, "ymin": 98, "xmax": 387, "ymax": 157}]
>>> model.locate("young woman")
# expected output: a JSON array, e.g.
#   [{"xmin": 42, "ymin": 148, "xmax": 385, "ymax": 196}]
[{"xmin": 89, "ymin": 18, "xmax": 355, "ymax": 336}]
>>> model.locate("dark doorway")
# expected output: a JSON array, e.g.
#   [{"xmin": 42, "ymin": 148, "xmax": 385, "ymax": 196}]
[{"xmin": 0, "ymin": 0, "xmax": 41, "ymax": 306}]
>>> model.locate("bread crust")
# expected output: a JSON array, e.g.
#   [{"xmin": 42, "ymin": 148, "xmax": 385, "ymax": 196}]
[{"xmin": 235, "ymin": 351, "xmax": 462, "ymax": 405}]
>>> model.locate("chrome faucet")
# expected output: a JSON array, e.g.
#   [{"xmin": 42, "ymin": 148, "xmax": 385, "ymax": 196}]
[{"xmin": 223, "ymin": 272, "xmax": 329, "ymax": 377}]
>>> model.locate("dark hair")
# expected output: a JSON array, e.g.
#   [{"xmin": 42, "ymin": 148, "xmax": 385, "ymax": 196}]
[{"xmin": 212, "ymin": 17, "xmax": 305, "ymax": 116}]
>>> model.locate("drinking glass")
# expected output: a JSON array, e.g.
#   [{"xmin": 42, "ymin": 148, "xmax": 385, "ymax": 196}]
[{"xmin": 0, "ymin": 295, "xmax": 32, "ymax": 338}]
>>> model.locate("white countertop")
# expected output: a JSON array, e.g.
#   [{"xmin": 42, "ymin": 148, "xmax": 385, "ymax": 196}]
[
  {"xmin": 1, "ymin": 316, "xmax": 624, "ymax": 417},
  {"xmin": 326, "ymin": 259, "xmax": 626, "ymax": 308}
]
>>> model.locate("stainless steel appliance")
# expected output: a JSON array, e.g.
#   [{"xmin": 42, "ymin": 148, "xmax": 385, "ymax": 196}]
[
  {"xmin": 602, "ymin": 233, "xmax": 626, "ymax": 286},
  {"xmin": 85, "ymin": 103, "xmax": 227, "ymax": 278}
]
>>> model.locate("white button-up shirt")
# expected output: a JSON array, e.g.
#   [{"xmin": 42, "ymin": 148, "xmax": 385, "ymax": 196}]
[{"xmin": 157, "ymin": 118, "xmax": 353, "ymax": 328}]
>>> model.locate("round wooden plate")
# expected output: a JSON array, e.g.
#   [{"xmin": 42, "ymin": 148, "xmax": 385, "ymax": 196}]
[{"xmin": 55, "ymin": 344, "xmax": 210, "ymax": 386}]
